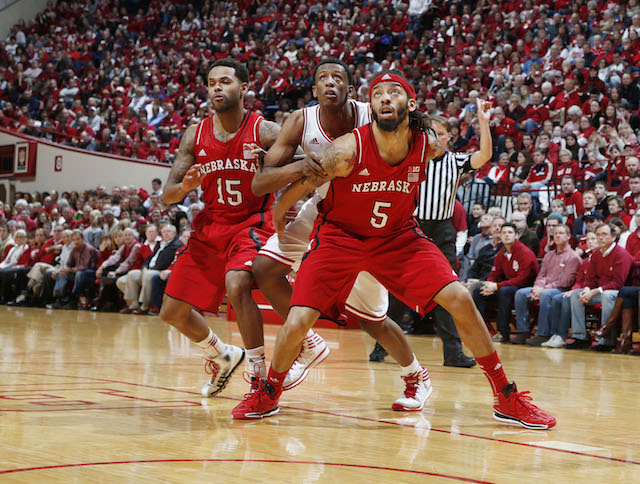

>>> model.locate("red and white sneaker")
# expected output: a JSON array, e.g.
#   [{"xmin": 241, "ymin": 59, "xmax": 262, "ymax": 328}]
[
  {"xmin": 282, "ymin": 331, "xmax": 329, "ymax": 391},
  {"xmin": 493, "ymin": 382, "xmax": 556, "ymax": 430},
  {"xmin": 201, "ymin": 345, "xmax": 245, "ymax": 397},
  {"xmin": 392, "ymin": 367, "xmax": 433, "ymax": 411},
  {"xmin": 232, "ymin": 378, "xmax": 281, "ymax": 420}
]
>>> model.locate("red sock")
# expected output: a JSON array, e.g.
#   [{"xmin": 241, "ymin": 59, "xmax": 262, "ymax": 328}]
[
  {"xmin": 267, "ymin": 367, "xmax": 287, "ymax": 392},
  {"xmin": 476, "ymin": 351, "xmax": 509, "ymax": 395}
]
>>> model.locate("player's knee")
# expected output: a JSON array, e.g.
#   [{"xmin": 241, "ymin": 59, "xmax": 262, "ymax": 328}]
[
  {"xmin": 251, "ymin": 255, "xmax": 271, "ymax": 283},
  {"xmin": 443, "ymin": 282, "xmax": 476, "ymax": 313},
  {"xmin": 159, "ymin": 298, "xmax": 187, "ymax": 326},
  {"xmin": 225, "ymin": 271, "xmax": 253, "ymax": 302}
]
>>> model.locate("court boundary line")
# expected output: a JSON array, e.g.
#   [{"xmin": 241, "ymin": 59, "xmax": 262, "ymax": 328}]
[
  {"xmin": 0, "ymin": 459, "xmax": 492, "ymax": 481},
  {"xmin": 4, "ymin": 370, "xmax": 639, "ymax": 466}
]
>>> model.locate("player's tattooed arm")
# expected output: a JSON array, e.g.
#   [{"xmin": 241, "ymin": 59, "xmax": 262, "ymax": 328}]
[
  {"xmin": 272, "ymin": 133, "xmax": 356, "ymax": 237},
  {"xmin": 252, "ymin": 111, "xmax": 311, "ymax": 196},
  {"xmin": 258, "ymin": 119, "xmax": 281, "ymax": 150},
  {"xmin": 162, "ymin": 124, "xmax": 203, "ymax": 205}
]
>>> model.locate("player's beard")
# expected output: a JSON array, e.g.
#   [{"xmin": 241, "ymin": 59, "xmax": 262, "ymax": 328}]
[
  {"xmin": 212, "ymin": 91, "xmax": 240, "ymax": 113},
  {"xmin": 372, "ymin": 103, "xmax": 408, "ymax": 132}
]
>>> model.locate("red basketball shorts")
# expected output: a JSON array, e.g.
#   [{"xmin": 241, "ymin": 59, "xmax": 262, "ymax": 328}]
[
  {"xmin": 165, "ymin": 210, "xmax": 273, "ymax": 312},
  {"xmin": 291, "ymin": 219, "xmax": 459, "ymax": 321}
]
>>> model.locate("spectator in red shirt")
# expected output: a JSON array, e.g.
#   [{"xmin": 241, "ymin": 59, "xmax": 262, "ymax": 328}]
[
  {"xmin": 512, "ymin": 148, "xmax": 553, "ymax": 212},
  {"xmin": 606, "ymin": 196, "xmax": 632, "ymax": 228},
  {"xmin": 623, "ymin": 174, "xmax": 640, "ymax": 217},
  {"xmin": 517, "ymin": 92, "xmax": 550, "ymax": 133},
  {"xmin": 555, "ymin": 175, "xmax": 584, "ymax": 227},
  {"xmin": 471, "ymin": 223, "xmax": 539, "ymax": 343},
  {"xmin": 567, "ymin": 223, "xmax": 633, "ymax": 350}
]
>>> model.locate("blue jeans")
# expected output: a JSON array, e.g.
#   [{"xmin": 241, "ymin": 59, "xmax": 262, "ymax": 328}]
[
  {"xmin": 517, "ymin": 119, "xmax": 540, "ymax": 133},
  {"xmin": 515, "ymin": 287, "xmax": 563, "ymax": 335},
  {"xmin": 53, "ymin": 272, "xmax": 69, "ymax": 297},
  {"xmin": 472, "ymin": 285, "xmax": 519, "ymax": 338},
  {"xmin": 72, "ymin": 269, "xmax": 96, "ymax": 298},
  {"xmin": 151, "ymin": 273, "xmax": 168, "ymax": 308},
  {"xmin": 550, "ymin": 291, "xmax": 572, "ymax": 339},
  {"xmin": 570, "ymin": 289, "xmax": 618, "ymax": 341}
]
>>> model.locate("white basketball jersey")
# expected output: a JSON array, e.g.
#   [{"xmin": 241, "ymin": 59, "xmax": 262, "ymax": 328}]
[{"xmin": 300, "ymin": 100, "xmax": 371, "ymax": 198}]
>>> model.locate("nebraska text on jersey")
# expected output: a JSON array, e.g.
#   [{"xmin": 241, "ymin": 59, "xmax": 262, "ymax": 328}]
[
  {"xmin": 352, "ymin": 179, "xmax": 413, "ymax": 193},
  {"xmin": 198, "ymin": 158, "xmax": 258, "ymax": 175}
]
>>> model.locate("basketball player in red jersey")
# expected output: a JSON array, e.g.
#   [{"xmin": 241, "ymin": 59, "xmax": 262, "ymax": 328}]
[
  {"xmin": 251, "ymin": 59, "xmax": 430, "ymax": 398},
  {"xmin": 161, "ymin": 59, "xmax": 280, "ymax": 398},
  {"xmin": 233, "ymin": 71, "xmax": 556, "ymax": 430}
]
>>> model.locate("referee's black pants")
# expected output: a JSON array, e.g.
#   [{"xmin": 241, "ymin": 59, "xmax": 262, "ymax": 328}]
[{"xmin": 418, "ymin": 219, "xmax": 464, "ymax": 361}]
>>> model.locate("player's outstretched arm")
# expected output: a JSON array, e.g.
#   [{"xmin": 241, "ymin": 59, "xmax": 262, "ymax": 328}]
[
  {"xmin": 162, "ymin": 124, "xmax": 202, "ymax": 205},
  {"xmin": 252, "ymin": 111, "xmax": 326, "ymax": 196},
  {"xmin": 272, "ymin": 133, "xmax": 356, "ymax": 236},
  {"xmin": 470, "ymin": 98, "xmax": 493, "ymax": 169}
]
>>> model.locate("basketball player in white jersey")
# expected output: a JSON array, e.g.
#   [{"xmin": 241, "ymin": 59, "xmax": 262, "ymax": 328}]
[{"xmin": 250, "ymin": 59, "xmax": 432, "ymax": 409}]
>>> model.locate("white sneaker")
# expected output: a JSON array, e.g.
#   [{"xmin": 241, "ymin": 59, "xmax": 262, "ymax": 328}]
[
  {"xmin": 542, "ymin": 334, "xmax": 565, "ymax": 348},
  {"xmin": 392, "ymin": 367, "xmax": 433, "ymax": 411},
  {"xmin": 201, "ymin": 345, "xmax": 245, "ymax": 397},
  {"xmin": 282, "ymin": 331, "xmax": 329, "ymax": 391}
]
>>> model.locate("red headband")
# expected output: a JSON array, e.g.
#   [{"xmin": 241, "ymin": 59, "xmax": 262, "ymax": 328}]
[{"xmin": 368, "ymin": 72, "xmax": 416, "ymax": 100}]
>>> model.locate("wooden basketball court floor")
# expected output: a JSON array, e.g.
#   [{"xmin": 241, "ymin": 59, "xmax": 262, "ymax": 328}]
[{"xmin": 1, "ymin": 307, "xmax": 639, "ymax": 483}]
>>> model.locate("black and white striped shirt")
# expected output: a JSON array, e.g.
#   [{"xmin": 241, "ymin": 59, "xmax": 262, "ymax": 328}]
[{"xmin": 416, "ymin": 151, "xmax": 472, "ymax": 221}]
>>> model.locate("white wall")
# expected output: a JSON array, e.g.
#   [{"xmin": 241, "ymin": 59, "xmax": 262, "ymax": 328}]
[
  {"xmin": 0, "ymin": 130, "xmax": 171, "ymax": 195},
  {"xmin": 0, "ymin": 0, "xmax": 48, "ymax": 39}
]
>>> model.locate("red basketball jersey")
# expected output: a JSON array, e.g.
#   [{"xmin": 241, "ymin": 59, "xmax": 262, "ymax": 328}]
[
  {"xmin": 193, "ymin": 111, "xmax": 273, "ymax": 223},
  {"xmin": 318, "ymin": 124, "xmax": 434, "ymax": 237}
]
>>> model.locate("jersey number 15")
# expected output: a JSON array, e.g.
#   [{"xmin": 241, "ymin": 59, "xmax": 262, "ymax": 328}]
[{"xmin": 217, "ymin": 178, "xmax": 243, "ymax": 206}]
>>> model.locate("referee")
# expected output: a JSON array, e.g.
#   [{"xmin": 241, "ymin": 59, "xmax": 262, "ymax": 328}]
[{"xmin": 372, "ymin": 100, "xmax": 493, "ymax": 367}]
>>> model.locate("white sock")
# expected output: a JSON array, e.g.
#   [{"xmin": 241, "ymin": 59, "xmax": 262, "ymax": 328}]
[
  {"xmin": 400, "ymin": 355, "xmax": 421, "ymax": 376},
  {"xmin": 195, "ymin": 329, "xmax": 226, "ymax": 358},
  {"xmin": 246, "ymin": 346, "xmax": 266, "ymax": 378},
  {"xmin": 305, "ymin": 329, "xmax": 314, "ymax": 338}
]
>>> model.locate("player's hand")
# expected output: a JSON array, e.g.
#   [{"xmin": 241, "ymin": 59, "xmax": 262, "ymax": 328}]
[
  {"xmin": 300, "ymin": 153, "xmax": 327, "ymax": 179},
  {"xmin": 244, "ymin": 143, "xmax": 266, "ymax": 164},
  {"xmin": 160, "ymin": 270, "xmax": 171, "ymax": 281},
  {"xmin": 476, "ymin": 98, "xmax": 491, "ymax": 123},
  {"xmin": 181, "ymin": 165, "xmax": 206, "ymax": 192}
]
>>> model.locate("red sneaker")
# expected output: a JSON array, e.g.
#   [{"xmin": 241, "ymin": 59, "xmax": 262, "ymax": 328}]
[
  {"xmin": 232, "ymin": 378, "xmax": 281, "ymax": 420},
  {"xmin": 493, "ymin": 382, "xmax": 556, "ymax": 430}
]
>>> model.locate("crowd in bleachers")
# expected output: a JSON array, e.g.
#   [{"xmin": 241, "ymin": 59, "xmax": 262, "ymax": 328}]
[
  {"xmin": 1, "ymin": 0, "xmax": 640, "ymax": 352},
  {"xmin": 0, "ymin": 180, "xmax": 193, "ymax": 315}
]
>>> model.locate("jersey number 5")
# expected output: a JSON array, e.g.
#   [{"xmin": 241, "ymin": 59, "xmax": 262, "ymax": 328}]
[
  {"xmin": 370, "ymin": 201, "xmax": 392, "ymax": 229},
  {"xmin": 217, "ymin": 178, "xmax": 243, "ymax": 206}
]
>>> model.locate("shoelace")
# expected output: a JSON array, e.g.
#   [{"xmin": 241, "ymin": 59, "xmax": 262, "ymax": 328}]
[
  {"xmin": 401, "ymin": 374, "xmax": 419, "ymax": 398},
  {"xmin": 204, "ymin": 359, "xmax": 220, "ymax": 379}
]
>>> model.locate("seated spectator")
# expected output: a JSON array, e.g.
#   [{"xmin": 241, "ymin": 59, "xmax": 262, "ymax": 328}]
[
  {"xmin": 574, "ymin": 211, "xmax": 605, "ymax": 256},
  {"xmin": 117, "ymin": 224, "xmax": 182, "ymax": 314},
  {"xmin": 567, "ymin": 223, "xmax": 633, "ymax": 350},
  {"xmin": 516, "ymin": 192, "xmax": 544, "ymax": 239},
  {"xmin": 467, "ymin": 203, "xmax": 487, "ymax": 238},
  {"xmin": 606, "ymin": 195, "xmax": 632, "ymax": 227},
  {"xmin": 83, "ymin": 209, "xmax": 103, "ymax": 249},
  {"xmin": 594, "ymin": 180, "xmax": 611, "ymax": 218},
  {"xmin": 465, "ymin": 216, "xmax": 505, "ymax": 285},
  {"xmin": 0, "ymin": 224, "xmax": 14, "ymax": 259},
  {"xmin": 92, "ymin": 228, "xmax": 141, "ymax": 312},
  {"xmin": 573, "ymin": 191, "xmax": 599, "ymax": 241},
  {"xmin": 471, "ymin": 223, "xmax": 539, "ymax": 343},
  {"xmin": 149, "ymin": 229, "xmax": 191, "ymax": 316},
  {"xmin": 50, "ymin": 230, "xmax": 99, "ymax": 309},
  {"xmin": 555, "ymin": 175, "xmax": 584, "ymax": 228},
  {"xmin": 0, "ymin": 230, "xmax": 28, "ymax": 303},
  {"xmin": 622, "ymin": 174, "xmax": 640, "ymax": 223},
  {"xmin": 538, "ymin": 213, "xmax": 564, "ymax": 258},
  {"xmin": 16, "ymin": 225, "xmax": 64, "ymax": 305},
  {"xmin": 509, "ymin": 210, "xmax": 540, "ymax": 255},
  {"xmin": 542, "ymin": 231, "xmax": 600, "ymax": 348},
  {"xmin": 513, "ymin": 224, "xmax": 582, "ymax": 345}
]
